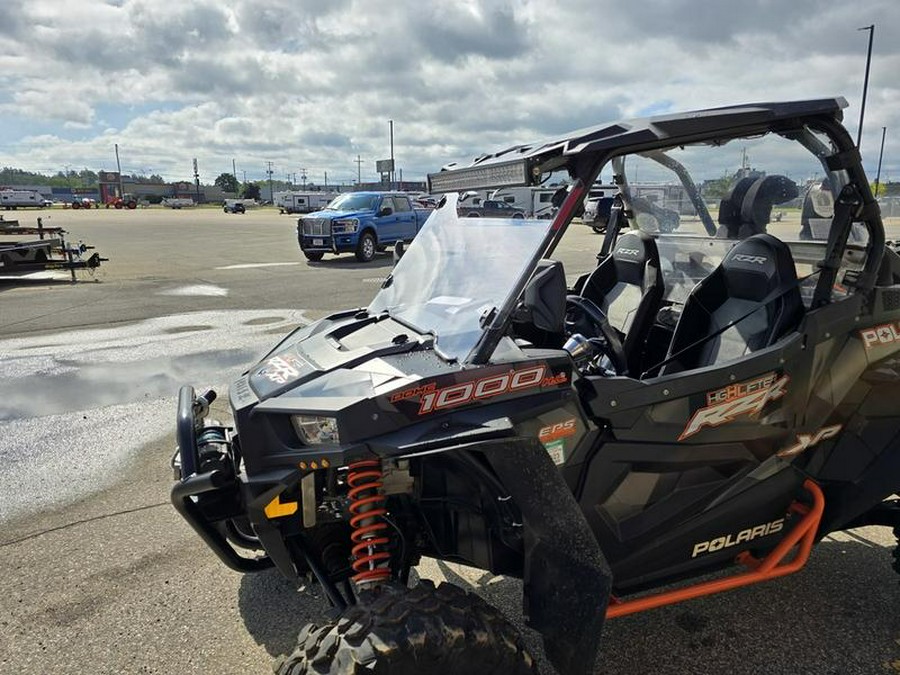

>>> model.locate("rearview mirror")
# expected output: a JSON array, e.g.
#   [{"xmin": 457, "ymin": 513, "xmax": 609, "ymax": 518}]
[{"xmin": 393, "ymin": 241, "xmax": 405, "ymax": 264}]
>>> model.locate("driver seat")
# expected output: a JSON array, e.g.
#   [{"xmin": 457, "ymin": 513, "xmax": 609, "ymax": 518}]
[
  {"xmin": 580, "ymin": 230, "xmax": 665, "ymax": 376},
  {"xmin": 660, "ymin": 233, "xmax": 803, "ymax": 375}
]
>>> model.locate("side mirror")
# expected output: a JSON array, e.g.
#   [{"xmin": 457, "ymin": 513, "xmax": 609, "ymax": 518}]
[
  {"xmin": 393, "ymin": 241, "xmax": 405, "ymax": 264},
  {"xmin": 379, "ymin": 206, "xmax": 394, "ymax": 217}
]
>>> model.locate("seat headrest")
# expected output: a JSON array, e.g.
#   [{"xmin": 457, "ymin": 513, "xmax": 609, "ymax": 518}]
[
  {"xmin": 609, "ymin": 230, "xmax": 660, "ymax": 286},
  {"xmin": 718, "ymin": 175, "xmax": 799, "ymax": 238},
  {"xmin": 720, "ymin": 233, "xmax": 798, "ymax": 302}
]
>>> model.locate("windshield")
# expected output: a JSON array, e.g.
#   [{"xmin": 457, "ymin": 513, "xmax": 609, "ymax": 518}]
[
  {"xmin": 325, "ymin": 193, "xmax": 378, "ymax": 211},
  {"xmin": 368, "ymin": 193, "xmax": 552, "ymax": 361}
]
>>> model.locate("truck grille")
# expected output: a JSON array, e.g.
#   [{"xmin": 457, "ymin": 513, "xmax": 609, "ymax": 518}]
[{"xmin": 302, "ymin": 218, "xmax": 331, "ymax": 236}]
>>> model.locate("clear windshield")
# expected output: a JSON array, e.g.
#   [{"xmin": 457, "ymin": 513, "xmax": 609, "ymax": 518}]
[
  {"xmin": 368, "ymin": 193, "xmax": 552, "ymax": 361},
  {"xmin": 325, "ymin": 193, "xmax": 378, "ymax": 211}
]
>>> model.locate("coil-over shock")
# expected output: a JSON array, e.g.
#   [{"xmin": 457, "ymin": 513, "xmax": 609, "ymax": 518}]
[{"xmin": 347, "ymin": 459, "xmax": 392, "ymax": 585}]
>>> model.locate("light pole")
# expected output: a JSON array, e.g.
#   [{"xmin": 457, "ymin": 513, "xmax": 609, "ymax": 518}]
[
  {"xmin": 874, "ymin": 126, "xmax": 887, "ymax": 198},
  {"xmin": 857, "ymin": 24, "xmax": 875, "ymax": 149}
]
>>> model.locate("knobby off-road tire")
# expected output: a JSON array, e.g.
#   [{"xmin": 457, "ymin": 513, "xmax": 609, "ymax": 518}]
[{"xmin": 274, "ymin": 580, "xmax": 538, "ymax": 675}]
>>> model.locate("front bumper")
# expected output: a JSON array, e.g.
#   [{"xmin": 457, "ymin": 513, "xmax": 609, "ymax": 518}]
[{"xmin": 171, "ymin": 386, "xmax": 272, "ymax": 572}]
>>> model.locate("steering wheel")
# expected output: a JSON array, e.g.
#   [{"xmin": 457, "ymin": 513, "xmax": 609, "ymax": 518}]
[{"xmin": 565, "ymin": 295, "xmax": 628, "ymax": 375}]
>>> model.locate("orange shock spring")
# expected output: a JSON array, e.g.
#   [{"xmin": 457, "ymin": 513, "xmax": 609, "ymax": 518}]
[{"xmin": 347, "ymin": 459, "xmax": 392, "ymax": 585}]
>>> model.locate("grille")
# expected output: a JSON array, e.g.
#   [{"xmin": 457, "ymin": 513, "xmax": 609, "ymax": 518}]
[
  {"xmin": 882, "ymin": 289, "xmax": 900, "ymax": 311},
  {"xmin": 302, "ymin": 218, "xmax": 331, "ymax": 236}
]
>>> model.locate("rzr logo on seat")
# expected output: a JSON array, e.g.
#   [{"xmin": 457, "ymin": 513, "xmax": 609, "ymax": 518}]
[
  {"xmin": 417, "ymin": 365, "xmax": 565, "ymax": 415},
  {"xmin": 616, "ymin": 248, "xmax": 640, "ymax": 257},
  {"xmin": 679, "ymin": 372, "xmax": 789, "ymax": 440},
  {"xmin": 732, "ymin": 254, "xmax": 767, "ymax": 265}
]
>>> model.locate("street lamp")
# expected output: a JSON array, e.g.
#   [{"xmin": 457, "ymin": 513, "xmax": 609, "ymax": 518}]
[{"xmin": 857, "ymin": 24, "xmax": 875, "ymax": 149}]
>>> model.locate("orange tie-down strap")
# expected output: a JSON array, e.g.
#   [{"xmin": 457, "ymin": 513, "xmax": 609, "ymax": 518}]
[{"xmin": 606, "ymin": 479, "xmax": 824, "ymax": 619}]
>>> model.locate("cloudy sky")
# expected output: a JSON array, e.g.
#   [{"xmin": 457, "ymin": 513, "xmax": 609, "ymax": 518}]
[{"xmin": 0, "ymin": 0, "xmax": 898, "ymax": 186}]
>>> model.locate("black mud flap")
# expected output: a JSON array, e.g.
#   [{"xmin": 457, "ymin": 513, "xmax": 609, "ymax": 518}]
[{"xmin": 486, "ymin": 438, "xmax": 611, "ymax": 675}]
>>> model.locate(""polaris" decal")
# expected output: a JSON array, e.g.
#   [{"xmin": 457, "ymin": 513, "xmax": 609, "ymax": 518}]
[
  {"xmin": 679, "ymin": 373, "xmax": 789, "ymax": 440},
  {"xmin": 860, "ymin": 321, "xmax": 900, "ymax": 350},
  {"xmin": 691, "ymin": 518, "xmax": 785, "ymax": 558}
]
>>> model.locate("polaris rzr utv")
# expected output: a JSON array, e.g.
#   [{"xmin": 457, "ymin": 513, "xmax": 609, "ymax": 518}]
[{"xmin": 172, "ymin": 98, "xmax": 900, "ymax": 675}]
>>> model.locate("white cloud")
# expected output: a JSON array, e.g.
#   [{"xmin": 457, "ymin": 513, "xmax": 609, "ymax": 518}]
[{"xmin": 0, "ymin": 0, "xmax": 897, "ymax": 182}]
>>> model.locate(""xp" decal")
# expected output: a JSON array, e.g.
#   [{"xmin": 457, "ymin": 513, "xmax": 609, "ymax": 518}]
[{"xmin": 777, "ymin": 424, "xmax": 842, "ymax": 458}]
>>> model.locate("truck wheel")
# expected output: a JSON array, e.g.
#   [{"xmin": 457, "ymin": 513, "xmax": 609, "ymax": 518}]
[
  {"xmin": 275, "ymin": 580, "xmax": 537, "ymax": 675},
  {"xmin": 355, "ymin": 231, "xmax": 376, "ymax": 262},
  {"xmin": 304, "ymin": 251, "xmax": 325, "ymax": 262}
]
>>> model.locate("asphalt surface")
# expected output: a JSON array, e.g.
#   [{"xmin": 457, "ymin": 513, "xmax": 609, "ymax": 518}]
[{"xmin": 0, "ymin": 206, "xmax": 899, "ymax": 675}]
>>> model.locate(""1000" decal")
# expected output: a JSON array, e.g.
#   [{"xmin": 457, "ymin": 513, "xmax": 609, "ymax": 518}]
[{"xmin": 417, "ymin": 365, "xmax": 564, "ymax": 415}]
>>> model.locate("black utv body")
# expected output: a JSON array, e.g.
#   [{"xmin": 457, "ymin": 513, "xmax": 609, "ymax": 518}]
[{"xmin": 172, "ymin": 97, "xmax": 900, "ymax": 674}]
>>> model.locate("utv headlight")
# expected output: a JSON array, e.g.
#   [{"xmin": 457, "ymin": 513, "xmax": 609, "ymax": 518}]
[
  {"xmin": 331, "ymin": 218, "xmax": 359, "ymax": 234},
  {"xmin": 292, "ymin": 415, "xmax": 341, "ymax": 445}
]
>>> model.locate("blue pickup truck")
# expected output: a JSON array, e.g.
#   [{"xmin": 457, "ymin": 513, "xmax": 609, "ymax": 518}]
[{"xmin": 297, "ymin": 192, "xmax": 432, "ymax": 262}]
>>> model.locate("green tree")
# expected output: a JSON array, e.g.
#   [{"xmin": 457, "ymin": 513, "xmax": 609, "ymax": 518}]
[
  {"xmin": 215, "ymin": 172, "xmax": 240, "ymax": 193},
  {"xmin": 242, "ymin": 182, "xmax": 261, "ymax": 200}
]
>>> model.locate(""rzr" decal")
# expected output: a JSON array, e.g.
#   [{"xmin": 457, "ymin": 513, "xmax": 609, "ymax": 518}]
[{"xmin": 679, "ymin": 373, "xmax": 789, "ymax": 440}]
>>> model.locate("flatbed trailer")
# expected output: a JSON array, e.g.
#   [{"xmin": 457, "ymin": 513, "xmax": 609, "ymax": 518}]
[{"xmin": 0, "ymin": 217, "xmax": 107, "ymax": 281}]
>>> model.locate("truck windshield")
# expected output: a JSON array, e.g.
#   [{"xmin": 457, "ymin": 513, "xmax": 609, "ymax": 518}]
[
  {"xmin": 368, "ymin": 193, "xmax": 551, "ymax": 361},
  {"xmin": 324, "ymin": 193, "xmax": 378, "ymax": 211}
]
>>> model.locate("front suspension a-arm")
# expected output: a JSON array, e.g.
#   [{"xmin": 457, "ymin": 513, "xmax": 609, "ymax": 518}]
[{"xmin": 485, "ymin": 438, "xmax": 611, "ymax": 675}]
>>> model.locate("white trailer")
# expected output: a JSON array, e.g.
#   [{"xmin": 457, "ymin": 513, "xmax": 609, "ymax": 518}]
[
  {"xmin": 277, "ymin": 192, "xmax": 338, "ymax": 214},
  {"xmin": 488, "ymin": 187, "xmax": 558, "ymax": 218},
  {"xmin": 1, "ymin": 189, "xmax": 51, "ymax": 209}
]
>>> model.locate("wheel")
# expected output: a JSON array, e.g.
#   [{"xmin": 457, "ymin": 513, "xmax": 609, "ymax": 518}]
[
  {"xmin": 355, "ymin": 231, "xmax": 376, "ymax": 262},
  {"xmin": 275, "ymin": 581, "xmax": 537, "ymax": 675},
  {"xmin": 513, "ymin": 213, "xmax": 524, "ymax": 219},
  {"xmin": 467, "ymin": 212, "xmax": 480, "ymax": 218},
  {"xmin": 304, "ymin": 251, "xmax": 325, "ymax": 262},
  {"xmin": 223, "ymin": 207, "xmax": 229, "ymax": 213}
]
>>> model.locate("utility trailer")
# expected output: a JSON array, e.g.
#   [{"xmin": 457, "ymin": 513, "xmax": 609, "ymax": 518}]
[{"xmin": 0, "ymin": 217, "xmax": 107, "ymax": 281}]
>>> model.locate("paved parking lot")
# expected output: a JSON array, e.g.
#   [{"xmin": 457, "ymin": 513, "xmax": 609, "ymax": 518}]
[{"xmin": 1, "ymin": 206, "xmax": 899, "ymax": 674}]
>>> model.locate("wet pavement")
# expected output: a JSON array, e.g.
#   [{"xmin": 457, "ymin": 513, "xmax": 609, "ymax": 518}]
[{"xmin": 0, "ymin": 309, "xmax": 305, "ymax": 522}]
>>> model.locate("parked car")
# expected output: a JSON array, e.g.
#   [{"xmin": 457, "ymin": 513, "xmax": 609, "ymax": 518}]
[
  {"xmin": 297, "ymin": 191, "xmax": 432, "ymax": 262},
  {"xmin": 223, "ymin": 200, "xmax": 246, "ymax": 214},
  {"xmin": 456, "ymin": 199, "xmax": 526, "ymax": 218}
]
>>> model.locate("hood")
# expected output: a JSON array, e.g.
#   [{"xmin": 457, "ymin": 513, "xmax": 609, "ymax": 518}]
[{"xmin": 305, "ymin": 209, "xmax": 372, "ymax": 219}]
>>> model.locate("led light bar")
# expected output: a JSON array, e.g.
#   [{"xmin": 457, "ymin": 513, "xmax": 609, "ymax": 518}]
[{"xmin": 427, "ymin": 159, "xmax": 533, "ymax": 193}]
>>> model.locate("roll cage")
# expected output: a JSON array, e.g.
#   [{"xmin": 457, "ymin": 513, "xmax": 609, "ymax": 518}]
[{"xmin": 427, "ymin": 97, "xmax": 884, "ymax": 366}]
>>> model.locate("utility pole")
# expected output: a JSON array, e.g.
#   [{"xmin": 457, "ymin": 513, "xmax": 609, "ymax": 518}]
[
  {"xmin": 193, "ymin": 158, "xmax": 200, "ymax": 203},
  {"xmin": 242, "ymin": 170, "xmax": 247, "ymax": 184},
  {"xmin": 857, "ymin": 24, "xmax": 875, "ymax": 149},
  {"xmin": 300, "ymin": 168, "xmax": 307, "ymax": 189},
  {"xmin": 324, "ymin": 171, "xmax": 328, "ymax": 190},
  {"xmin": 232, "ymin": 158, "xmax": 237, "ymax": 182},
  {"xmin": 266, "ymin": 161, "xmax": 274, "ymax": 203},
  {"xmin": 389, "ymin": 120, "xmax": 394, "ymax": 189},
  {"xmin": 355, "ymin": 155, "xmax": 363, "ymax": 185},
  {"xmin": 114, "ymin": 143, "xmax": 124, "ymax": 198},
  {"xmin": 874, "ymin": 126, "xmax": 887, "ymax": 198}
]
